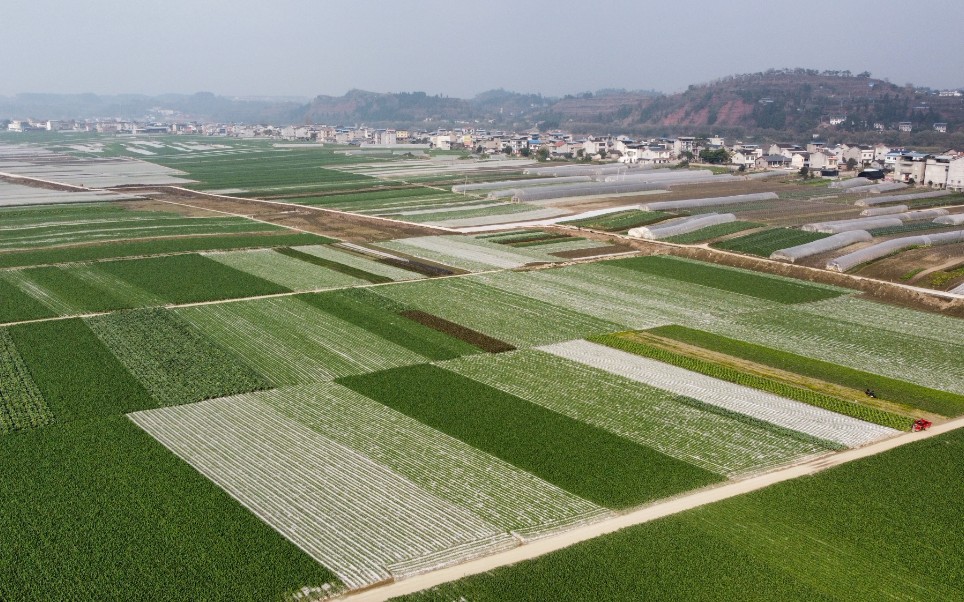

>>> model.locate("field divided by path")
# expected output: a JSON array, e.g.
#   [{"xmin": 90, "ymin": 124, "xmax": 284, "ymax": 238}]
[
  {"xmin": 258, "ymin": 383, "xmax": 611, "ymax": 537},
  {"xmin": 87, "ymin": 308, "xmax": 268, "ymax": 407},
  {"xmin": 129, "ymin": 395, "xmax": 515, "ymax": 589},
  {"xmin": 442, "ymin": 350, "xmax": 832, "ymax": 476},
  {"xmin": 338, "ymin": 364, "xmax": 724, "ymax": 508},
  {"xmin": 540, "ymin": 340, "xmax": 898, "ymax": 448},
  {"xmin": 177, "ymin": 296, "xmax": 432, "ymax": 385}
]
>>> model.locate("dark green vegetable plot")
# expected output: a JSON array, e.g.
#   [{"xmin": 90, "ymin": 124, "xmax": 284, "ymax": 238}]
[
  {"xmin": 17, "ymin": 266, "xmax": 130, "ymax": 313},
  {"xmin": 712, "ymin": 227, "xmax": 831, "ymax": 257},
  {"xmin": 607, "ymin": 255, "xmax": 846, "ymax": 304},
  {"xmin": 338, "ymin": 364, "xmax": 722, "ymax": 508},
  {"xmin": 97, "ymin": 253, "xmax": 289, "ymax": 304},
  {"xmin": 0, "ymin": 277, "xmax": 56, "ymax": 323},
  {"xmin": 395, "ymin": 430, "xmax": 964, "ymax": 602},
  {"xmin": 0, "ymin": 417, "xmax": 342, "ymax": 601},
  {"xmin": 9, "ymin": 318, "xmax": 155, "ymax": 423}
]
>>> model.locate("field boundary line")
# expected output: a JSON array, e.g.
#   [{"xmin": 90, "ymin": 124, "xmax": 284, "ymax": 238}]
[{"xmin": 338, "ymin": 416, "xmax": 964, "ymax": 601}]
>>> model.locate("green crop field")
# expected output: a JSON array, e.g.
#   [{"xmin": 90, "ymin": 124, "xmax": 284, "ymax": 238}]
[
  {"xmin": 0, "ymin": 417, "xmax": 342, "ymax": 601},
  {"xmin": 0, "ymin": 275, "xmax": 57, "ymax": 323},
  {"xmin": 338, "ymin": 364, "xmax": 723, "ymax": 508},
  {"xmin": 647, "ymin": 325, "xmax": 964, "ymax": 417},
  {"xmin": 0, "ymin": 231, "xmax": 335, "ymax": 269},
  {"xmin": 609, "ymin": 255, "xmax": 847, "ymax": 304},
  {"xmin": 712, "ymin": 227, "xmax": 831, "ymax": 256},
  {"xmin": 275, "ymin": 247, "xmax": 393, "ymax": 284},
  {"xmin": 12, "ymin": 265, "xmax": 131, "ymax": 313},
  {"xmin": 0, "ymin": 329, "xmax": 52, "ymax": 434},
  {"xmin": 442, "ymin": 350, "xmax": 833, "ymax": 476},
  {"xmin": 299, "ymin": 288, "xmax": 480, "ymax": 361},
  {"xmin": 96, "ymin": 253, "xmax": 290, "ymax": 304},
  {"xmin": 9, "ymin": 319, "xmax": 155, "ymax": 423},
  {"xmin": 397, "ymin": 430, "xmax": 964, "ymax": 601},
  {"xmin": 86, "ymin": 308, "xmax": 268, "ymax": 406}
]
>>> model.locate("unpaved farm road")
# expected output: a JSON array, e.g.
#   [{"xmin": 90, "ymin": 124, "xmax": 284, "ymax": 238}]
[{"xmin": 340, "ymin": 416, "xmax": 964, "ymax": 601}]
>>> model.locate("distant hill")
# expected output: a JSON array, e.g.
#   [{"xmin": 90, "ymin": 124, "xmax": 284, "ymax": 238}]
[{"xmin": 2, "ymin": 69, "xmax": 961, "ymax": 144}]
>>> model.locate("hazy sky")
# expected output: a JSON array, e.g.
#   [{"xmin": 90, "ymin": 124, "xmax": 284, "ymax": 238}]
[{"xmin": 3, "ymin": 0, "xmax": 962, "ymax": 98}]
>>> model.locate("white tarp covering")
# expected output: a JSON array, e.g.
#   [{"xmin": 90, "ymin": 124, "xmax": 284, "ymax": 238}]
[
  {"xmin": 628, "ymin": 213, "xmax": 736, "ymax": 240},
  {"xmin": 859, "ymin": 205, "xmax": 908, "ymax": 216},
  {"xmin": 770, "ymin": 230, "xmax": 872, "ymax": 262},
  {"xmin": 640, "ymin": 192, "xmax": 777, "ymax": 211},
  {"xmin": 845, "ymin": 182, "xmax": 908, "ymax": 194},
  {"xmin": 853, "ymin": 190, "xmax": 951, "ymax": 206},
  {"xmin": 934, "ymin": 214, "xmax": 964, "ymax": 226},
  {"xmin": 451, "ymin": 176, "xmax": 591, "ymax": 193},
  {"xmin": 508, "ymin": 181, "xmax": 664, "ymax": 202},
  {"xmin": 827, "ymin": 230, "xmax": 964, "ymax": 272}
]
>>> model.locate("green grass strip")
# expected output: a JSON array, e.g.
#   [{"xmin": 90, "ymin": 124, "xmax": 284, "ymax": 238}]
[
  {"xmin": 337, "ymin": 364, "xmax": 722, "ymax": 509},
  {"xmin": 275, "ymin": 247, "xmax": 392, "ymax": 284},
  {"xmin": 589, "ymin": 333, "xmax": 911, "ymax": 431},
  {"xmin": 9, "ymin": 319, "xmax": 156, "ymax": 424},
  {"xmin": 97, "ymin": 254, "xmax": 289, "ymax": 305},
  {"xmin": 299, "ymin": 289, "xmax": 480, "ymax": 361},
  {"xmin": 0, "ymin": 232, "xmax": 336, "ymax": 269},
  {"xmin": 17, "ymin": 266, "xmax": 130, "ymax": 313},
  {"xmin": 562, "ymin": 210, "xmax": 673, "ymax": 231},
  {"xmin": 0, "ymin": 417, "xmax": 342, "ymax": 600},
  {"xmin": 647, "ymin": 325, "xmax": 964, "ymax": 418},
  {"xmin": 608, "ymin": 255, "xmax": 846, "ymax": 304}
]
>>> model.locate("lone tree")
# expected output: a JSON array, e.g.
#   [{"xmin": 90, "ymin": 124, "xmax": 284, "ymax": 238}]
[
  {"xmin": 536, "ymin": 147, "xmax": 550, "ymax": 162},
  {"xmin": 846, "ymin": 157, "xmax": 858, "ymax": 171},
  {"xmin": 799, "ymin": 166, "xmax": 810, "ymax": 178}
]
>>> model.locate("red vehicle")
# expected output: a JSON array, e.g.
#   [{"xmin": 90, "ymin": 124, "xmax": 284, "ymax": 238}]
[{"xmin": 912, "ymin": 419, "xmax": 933, "ymax": 432}]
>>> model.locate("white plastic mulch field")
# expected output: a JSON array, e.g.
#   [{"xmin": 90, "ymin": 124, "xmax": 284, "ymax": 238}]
[
  {"xmin": 259, "ymin": 383, "xmax": 611, "ymax": 538},
  {"xmin": 128, "ymin": 395, "xmax": 516, "ymax": 589},
  {"xmin": 442, "ymin": 350, "xmax": 832, "ymax": 476},
  {"xmin": 374, "ymin": 235, "xmax": 558, "ymax": 271},
  {"xmin": 539, "ymin": 340, "xmax": 899, "ymax": 448}
]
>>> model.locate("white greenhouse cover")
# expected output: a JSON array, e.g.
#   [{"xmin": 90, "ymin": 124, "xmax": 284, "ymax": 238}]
[
  {"xmin": 641, "ymin": 192, "xmax": 777, "ymax": 211},
  {"xmin": 859, "ymin": 205, "xmax": 908, "ymax": 216},
  {"xmin": 628, "ymin": 213, "xmax": 736, "ymax": 240},
  {"xmin": 770, "ymin": 230, "xmax": 872, "ymax": 262},
  {"xmin": 826, "ymin": 230, "xmax": 964, "ymax": 271},
  {"xmin": 854, "ymin": 190, "xmax": 951, "ymax": 206}
]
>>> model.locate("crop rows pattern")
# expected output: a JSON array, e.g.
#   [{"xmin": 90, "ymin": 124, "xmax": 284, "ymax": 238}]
[
  {"xmin": 712, "ymin": 228, "xmax": 831, "ymax": 257},
  {"xmin": 293, "ymin": 244, "xmax": 426, "ymax": 281},
  {"xmin": 130, "ymin": 395, "xmax": 515, "ymax": 589},
  {"xmin": 540, "ymin": 340, "xmax": 898, "ymax": 447},
  {"xmin": 177, "ymin": 296, "xmax": 427, "ymax": 385},
  {"xmin": 706, "ymin": 304, "xmax": 964, "ymax": 395},
  {"xmin": 87, "ymin": 308, "xmax": 268, "ymax": 406},
  {"xmin": 0, "ymin": 329, "xmax": 52, "ymax": 434},
  {"xmin": 371, "ymin": 278, "xmax": 621, "ymax": 347},
  {"xmin": 203, "ymin": 249, "xmax": 366, "ymax": 291},
  {"xmin": 474, "ymin": 263, "xmax": 776, "ymax": 330},
  {"xmin": 259, "ymin": 383, "xmax": 610, "ymax": 535},
  {"xmin": 442, "ymin": 350, "xmax": 831, "ymax": 476},
  {"xmin": 376, "ymin": 236, "xmax": 556, "ymax": 271}
]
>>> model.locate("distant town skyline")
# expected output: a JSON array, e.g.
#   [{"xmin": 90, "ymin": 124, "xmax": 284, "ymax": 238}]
[{"xmin": 3, "ymin": 0, "xmax": 962, "ymax": 98}]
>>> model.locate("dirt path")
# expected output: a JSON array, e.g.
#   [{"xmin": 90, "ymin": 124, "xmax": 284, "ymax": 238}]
[{"xmin": 338, "ymin": 416, "xmax": 964, "ymax": 601}]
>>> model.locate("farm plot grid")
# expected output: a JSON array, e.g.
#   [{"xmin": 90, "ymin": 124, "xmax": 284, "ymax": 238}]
[
  {"xmin": 202, "ymin": 248, "xmax": 368, "ymax": 291},
  {"xmin": 374, "ymin": 235, "xmax": 564, "ymax": 271},
  {"xmin": 441, "ymin": 350, "xmax": 833, "ymax": 476},
  {"xmin": 539, "ymin": 340, "xmax": 898, "ymax": 448},
  {"xmin": 129, "ymin": 394, "xmax": 516, "ymax": 589},
  {"xmin": 473, "ymin": 263, "xmax": 782, "ymax": 330},
  {"xmin": 292, "ymin": 244, "xmax": 427, "ymax": 281},
  {"xmin": 0, "ymin": 328, "xmax": 52, "ymax": 434},
  {"xmin": 176, "ymin": 296, "xmax": 431, "ymax": 385},
  {"xmin": 369, "ymin": 277, "xmax": 623, "ymax": 347},
  {"xmin": 256, "ymin": 383, "xmax": 611, "ymax": 538},
  {"xmin": 702, "ymin": 302, "xmax": 964, "ymax": 397}
]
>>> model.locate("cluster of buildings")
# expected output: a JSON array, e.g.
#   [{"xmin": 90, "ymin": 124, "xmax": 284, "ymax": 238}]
[{"xmin": 5, "ymin": 117, "xmax": 963, "ymax": 191}]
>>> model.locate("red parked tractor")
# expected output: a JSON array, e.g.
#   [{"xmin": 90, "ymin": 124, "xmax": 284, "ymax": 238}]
[{"xmin": 912, "ymin": 418, "xmax": 933, "ymax": 432}]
